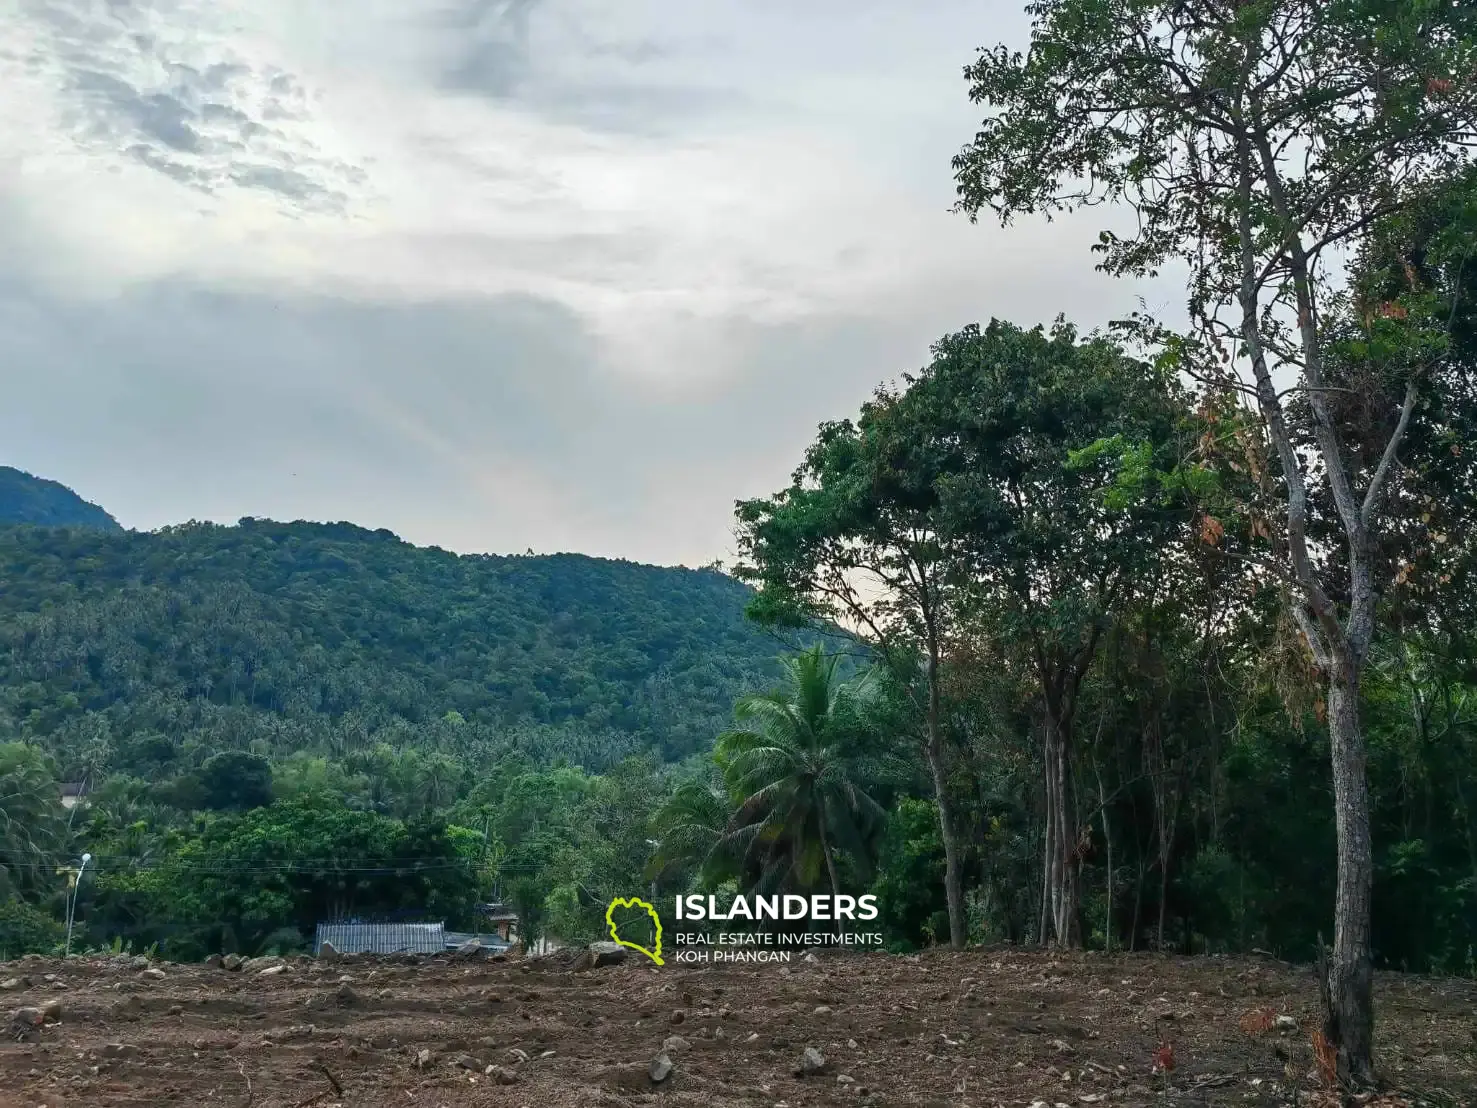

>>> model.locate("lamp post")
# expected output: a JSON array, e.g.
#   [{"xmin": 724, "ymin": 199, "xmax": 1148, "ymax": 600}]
[{"xmin": 64, "ymin": 852, "xmax": 91, "ymax": 957}]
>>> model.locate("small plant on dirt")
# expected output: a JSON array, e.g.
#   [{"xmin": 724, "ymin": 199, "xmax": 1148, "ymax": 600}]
[
  {"xmin": 1310, "ymin": 1028, "xmax": 1337, "ymax": 1091},
  {"xmin": 1239, "ymin": 1007, "xmax": 1276, "ymax": 1036},
  {"xmin": 1152, "ymin": 1040, "xmax": 1175, "ymax": 1105}
]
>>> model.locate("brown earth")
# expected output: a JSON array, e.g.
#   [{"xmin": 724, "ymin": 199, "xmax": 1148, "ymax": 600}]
[{"xmin": 0, "ymin": 947, "xmax": 1472, "ymax": 1108}]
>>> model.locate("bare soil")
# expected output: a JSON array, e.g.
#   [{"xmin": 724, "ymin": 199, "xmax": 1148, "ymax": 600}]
[{"xmin": 0, "ymin": 948, "xmax": 1472, "ymax": 1108}]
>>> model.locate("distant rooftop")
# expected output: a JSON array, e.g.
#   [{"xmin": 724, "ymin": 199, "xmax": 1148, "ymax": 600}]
[
  {"xmin": 444, "ymin": 931, "xmax": 514, "ymax": 952},
  {"xmin": 314, "ymin": 922, "xmax": 445, "ymax": 955}
]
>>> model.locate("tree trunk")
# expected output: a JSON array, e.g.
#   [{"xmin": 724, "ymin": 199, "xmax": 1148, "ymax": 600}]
[
  {"xmin": 1038, "ymin": 778, "xmax": 1051, "ymax": 946},
  {"xmin": 1037, "ymin": 861, "xmax": 1050, "ymax": 945},
  {"xmin": 1157, "ymin": 862, "xmax": 1169, "ymax": 951},
  {"xmin": 1326, "ymin": 664, "xmax": 1376, "ymax": 1089},
  {"xmin": 924, "ymin": 651, "xmax": 967, "ymax": 949},
  {"xmin": 1130, "ymin": 858, "xmax": 1144, "ymax": 952},
  {"xmin": 925, "ymin": 735, "xmax": 967, "ymax": 948},
  {"xmin": 1043, "ymin": 713, "xmax": 1082, "ymax": 947},
  {"xmin": 1096, "ymin": 763, "xmax": 1113, "ymax": 954},
  {"xmin": 817, "ymin": 797, "xmax": 842, "ymax": 936}
]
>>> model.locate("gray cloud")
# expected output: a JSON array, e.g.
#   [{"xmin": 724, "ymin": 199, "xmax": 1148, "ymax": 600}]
[
  {"xmin": 436, "ymin": 0, "xmax": 539, "ymax": 99},
  {"xmin": 0, "ymin": 0, "xmax": 1174, "ymax": 566},
  {"xmin": 428, "ymin": 0, "xmax": 752, "ymax": 136},
  {"xmin": 18, "ymin": 0, "xmax": 362, "ymax": 210},
  {"xmin": 0, "ymin": 229, "xmax": 1143, "ymax": 566}
]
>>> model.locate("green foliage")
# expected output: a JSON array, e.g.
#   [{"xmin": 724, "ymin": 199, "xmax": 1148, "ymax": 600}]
[
  {"xmin": 0, "ymin": 519, "xmax": 788, "ymax": 781},
  {"xmin": 0, "ymin": 897, "xmax": 64, "ymax": 958},
  {"xmin": 0, "ymin": 467, "xmax": 120, "ymax": 531},
  {"xmin": 713, "ymin": 648, "xmax": 893, "ymax": 897},
  {"xmin": 86, "ymin": 799, "xmax": 479, "ymax": 958},
  {"xmin": 0, "ymin": 742, "xmax": 64, "ymax": 899},
  {"xmin": 871, "ymin": 797, "xmax": 948, "ymax": 950},
  {"xmin": 198, "ymin": 751, "xmax": 275, "ymax": 812}
]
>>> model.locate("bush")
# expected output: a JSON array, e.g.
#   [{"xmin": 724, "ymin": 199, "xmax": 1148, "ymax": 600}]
[{"xmin": 0, "ymin": 898, "xmax": 64, "ymax": 958}]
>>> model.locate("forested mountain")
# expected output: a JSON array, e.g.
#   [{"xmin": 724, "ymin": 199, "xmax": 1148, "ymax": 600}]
[
  {"xmin": 0, "ymin": 516, "xmax": 789, "ymax": 779},
  {"xmin": 0, "ymin": 467, "xmax": 120, "ymax": 531}
]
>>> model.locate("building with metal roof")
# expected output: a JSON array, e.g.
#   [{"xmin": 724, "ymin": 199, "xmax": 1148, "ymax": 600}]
[
  {"xmin": 313, "ymin": 921, "xmax": 446, "ymax": 956},
  {"xmin": 443, "ymin": 930, "xmax": 514, "ymax": 952}
]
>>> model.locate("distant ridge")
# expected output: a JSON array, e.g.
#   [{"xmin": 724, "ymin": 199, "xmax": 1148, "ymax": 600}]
[{"xmin": 0, "ymin": 466, "xmax": 122, "ymax": 531}]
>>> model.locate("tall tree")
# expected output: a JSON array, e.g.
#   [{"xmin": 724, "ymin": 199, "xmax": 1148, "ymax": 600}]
[
  {"xmin": 0, "ymin": 743, "xmax": 65, "ymax": 901},
  {"xmin": 876, "ymin": 320, "xmax": 1189, "ymax": 947},
  {"xmin": 714, "ymin": 648, "xmax": 890, "ymax": 901},
  {"xmin": 952, "ymin": 0, "xmax": 1477, "ymax": 1084},
  {"xmin": 735, "ymin": 401, "xmax": 975, "ymax": 945}
]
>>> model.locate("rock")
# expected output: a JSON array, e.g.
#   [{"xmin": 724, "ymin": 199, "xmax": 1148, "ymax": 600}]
[
  {"xmin": 487, "ymin": 1065, "xmax": 520, "ymax": 1084},
  {"xmin": 744, "ymin": 1032, "xmax": 760, "ymax": 1043},
  {"xmin": 141, "ymin": 968, "xmax": 166, "ymax": 981},
  {"xmin": 259, "ymin": 964, "xmax": 287, "ymax": 977},
  {"xmin": 836, "ymin": 1075, "xmax": 854, "ymax": 1084},
  {"xmin": 204, "ymin": 954, "xmax": 223, "ymax": 969},
  {"xmin": 0, "ymin": 979, "xmax": 21, "ymax": 991},
  {"xmin": 453, "ymin": 1053, "xmax": 485, "ymax": 1071},
  {"xmin": 334, "ymin": 983, "xmax": 361, "ymax": 1006},
  {"xmin": 8, "ymin": 1007, "xmax": 44, "ymax": 1037},
  {"xmin": 803, "ymin": 952, "xmax": 819, "ymax": 964},
  {"xmin": 456, "ymin": 940, "xmax": 483, "ymax": 958},
  {"xmin": 40, "ymin": 1000, "xmax": 62, "ymax": 1023},
  {"xmin": 662, "ymin": 1035, "xmax": 690, "ymax": 1053},
  {"xmin": 506, "ymin": 1047, "xmax": 530, "ymax": 1064},
  {"xmin": 130, "ymin": 956, "xmax": 150, "ymax": 969},
  {"xmin": 101, "ymin": 1043, "xmax": 137, "ymax": 1059},
  {"xmin": 317, "ymin": 942, "xmax": 338, "ymax": 962},
  {"xmin": 796, "ymin": 1047, "xmax": 827, "ymax": 1077},
  {"xmin": 585, "ymin": 940, "xmax": 629, "ymax": 968},
  {"xmin": 814, "ymin": 1005, "xmax": 833, "ymax": 1016},
  {"xmin": 413, "ymin": 1048, "xmax": 433, "ymax": 1069},
  {"xmin": 669, "ymin": 1009, "xmax": 685, "ymax": 1024},
  {"xmin": 222, "ymin": 954, "xmax": 244, "ymax": 971},
  {"xmin": 1275, "ymin": 1015, "xmax": 1297, "ymax": 1032},
  {"xmin": 649, "ymin": 1052, "xmax": 674, "ymax": 1083}
]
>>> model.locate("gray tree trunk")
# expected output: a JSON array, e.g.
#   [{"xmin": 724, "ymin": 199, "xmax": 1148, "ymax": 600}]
[
  {"xmin": 924, "ymin": 652, "xmax": 967, "ymax": 948},
  {"xmin": 1043, "ymin": 714, "xmax": 1081, "ymax": 947},
  {"xmin": 925, "ymin": 737, "xmax": 967, "ymax": 948},
  {"xmin": 1326, "ymin": 664, "xmax": 1376, "ymax": 1088}
]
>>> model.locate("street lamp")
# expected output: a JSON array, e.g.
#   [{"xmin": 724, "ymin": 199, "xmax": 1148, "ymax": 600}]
[{"xmin": 64, "ymin": 852, "xmax": 91, "ymax": 957}]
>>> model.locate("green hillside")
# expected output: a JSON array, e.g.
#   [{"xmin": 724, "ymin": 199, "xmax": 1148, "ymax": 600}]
[
  {"xmin": 0, "ymin": 517, "xmax": 788, "ymax": 780},
  {"xmin": 0, "ymin": 466, "xmax": 121, "ymax": 531}
]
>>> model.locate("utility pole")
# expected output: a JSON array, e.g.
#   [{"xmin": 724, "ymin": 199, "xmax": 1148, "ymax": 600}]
[{"xmin": 65, "ymin": 852, "xmax": 91, "ymax": 957}]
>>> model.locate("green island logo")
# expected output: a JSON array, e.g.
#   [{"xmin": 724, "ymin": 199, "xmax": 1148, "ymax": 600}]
[{"xmin": 605, "ymin": 896, "xmax": 665, "ymax": 965}]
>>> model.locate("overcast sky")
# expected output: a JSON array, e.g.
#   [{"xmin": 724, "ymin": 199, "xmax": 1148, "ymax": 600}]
[{"xmin": 0, "ymin": 0, "xmax": 1175, "ymax": 567}]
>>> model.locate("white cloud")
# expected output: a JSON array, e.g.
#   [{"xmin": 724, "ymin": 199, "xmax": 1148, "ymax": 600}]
[{"xmin": 0, "ymin": 0, "xmax": 1172, "ymax": 562}]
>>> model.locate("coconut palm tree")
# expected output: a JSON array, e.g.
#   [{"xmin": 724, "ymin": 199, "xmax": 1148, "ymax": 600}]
[
  {"xmin": 647, "ymin": 772, "xmax": 735, "ymax": 887},
  {"xmin": 713, "ymin": 647, "xmax": 892, "ymax": 900},
  {"xmin": 0, "ymin": 742, "xmax": 65, "ymax": 900}
]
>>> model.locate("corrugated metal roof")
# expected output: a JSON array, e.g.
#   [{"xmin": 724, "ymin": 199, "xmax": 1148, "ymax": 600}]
[{"xmin": 314, "ymin": 922, "xmax": 445, "ymax": 955}]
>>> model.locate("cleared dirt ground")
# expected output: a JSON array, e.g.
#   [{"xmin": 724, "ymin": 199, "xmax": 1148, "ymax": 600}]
[{"xmin": 1, "ymin": 948, "xmax": 1472, "ymax": 1108}]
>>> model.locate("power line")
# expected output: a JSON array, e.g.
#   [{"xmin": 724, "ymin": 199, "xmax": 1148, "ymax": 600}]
[{"xmin": 0, "ymin": 853, "xmax": 553, "ymax": 876}]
